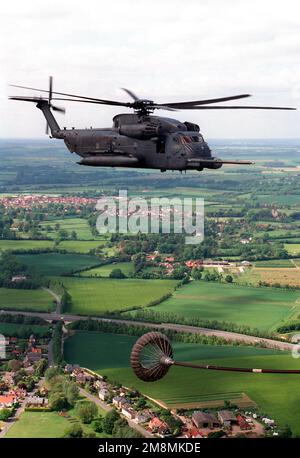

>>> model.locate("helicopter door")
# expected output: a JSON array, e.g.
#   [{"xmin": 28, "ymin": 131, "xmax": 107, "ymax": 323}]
[
  {"xmin": 156, "ymin": 139, "xmax": 165, "ymax": 154},
  {"xmin": 166, "ymin": 134, "xmax": 187, "ymax": 170}
]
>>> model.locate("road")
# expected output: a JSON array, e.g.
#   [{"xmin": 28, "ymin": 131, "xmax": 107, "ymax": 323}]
[
  {"xmin": 0, "ymin": 309, "xmax": 295, "ymax": 351},
  {"xmin": 79, "ymin": 388, "xmax": 153, "ymax": 438},
  {"xmin": 42, "ymin": 287, "xmax": 62, "ymax": 314}
]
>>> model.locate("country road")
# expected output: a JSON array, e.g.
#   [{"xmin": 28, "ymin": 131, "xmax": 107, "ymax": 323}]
[
  {"xmin": 0, "ymin": 309, "xmax": 295, "ymax": 351},
  {"xmin": 42, "ymin": 287, "xmax": 62, "ymax": 314}
]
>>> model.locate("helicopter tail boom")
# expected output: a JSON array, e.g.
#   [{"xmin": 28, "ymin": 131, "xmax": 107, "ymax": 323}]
[{"xmin": 36, "ymin": 100, "xmax": 61, "ymax": 137}]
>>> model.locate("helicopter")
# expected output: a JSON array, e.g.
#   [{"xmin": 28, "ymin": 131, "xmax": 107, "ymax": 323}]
[{"xmin": 9, "ymin": 77, "xmax": 296, "ymax": 172}]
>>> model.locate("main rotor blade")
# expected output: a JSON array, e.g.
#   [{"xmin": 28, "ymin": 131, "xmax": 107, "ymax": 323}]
[
  {"xmin": 48, "ymin": 76, "xmax": 53, "ymax": 104},
  {"xmin": 178, "ymin": 105, "xmax": 296, "ymax": 110},
  {"xmin": 10, "ymin": 84, "xmax": 131, "ymax": 107},
  {"xmin": 160, "ymin": 94, "xmax": 251, "ymax": 108},
  {"xmin": 121, "ymin": 88, "xmax": 140, "ymax": 101}
]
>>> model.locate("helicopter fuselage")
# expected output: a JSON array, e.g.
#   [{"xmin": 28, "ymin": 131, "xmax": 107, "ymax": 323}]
[{"xmin": 54, "ymin": 113, "xmax": 220, "ymax": 171}]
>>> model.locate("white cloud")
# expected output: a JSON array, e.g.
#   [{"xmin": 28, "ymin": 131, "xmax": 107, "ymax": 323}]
[{"xmin": 0, "ymin": 0, "xmax": 299, "ymax": 138}]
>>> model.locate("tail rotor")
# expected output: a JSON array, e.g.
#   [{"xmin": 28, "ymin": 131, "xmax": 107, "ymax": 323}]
[{"xmin": 46, "ymin": 76, "xmax": 65, "ymax": 134}]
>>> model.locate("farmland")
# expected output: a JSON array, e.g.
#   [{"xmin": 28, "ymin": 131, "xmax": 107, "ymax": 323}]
[
  {"xmin": 52, "ymin": 276, "xmax": 177, "ymax": 315},
  {"xmin": 38, "ymin": 217, "xmax": 97, "ymax": 240},
  {"xmin": 0, "ymin": 288, "xmax": 54, "ymax": 312},
  {"xmin": 0, "ymin": 322, "xmax": 50, "ymax": 337},
  {"xmin": 0, "ymin": 240, "xmax": 53, "ymax": 252},
  {"xmin": 65, "ymin": 330, "xmax": 300, "ymax": 434},
  {"xmin": 152, "ymin": 281, "xmax": 300, "ymax": 331},
  {"xmin": 284, "ymin": 244, "xmax": 300, "ymax": 255},
  {"xmin": 81, "ymin": 262, "xmax": 134, "ymax": 277},
  {"xmin": 57, "ymin": 240, "xmax": 105, "ymax": 253},
  {"xmin": 16, "ymin": 253, "xmax": 101, "ymax": 276}
]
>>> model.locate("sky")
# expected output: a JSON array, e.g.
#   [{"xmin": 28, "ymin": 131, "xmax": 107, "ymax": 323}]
[{"xmin": 0, "ymin": 0, "xmax": 300, "ymax": 138}]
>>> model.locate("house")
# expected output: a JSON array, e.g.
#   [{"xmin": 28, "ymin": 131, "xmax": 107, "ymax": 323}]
[
  {"xmin": 236, "ymin": 414, "xmax": 251, "ymax": 430},
  {"xmin": 185, "ymin": 428, "xmax": 203, "ymax": 438},
  {"xmin": 112, "ymin": 396, "xmax": 131, "ymax": 409},
  {"xmin": 0, "ymin": 394, "xmax": 17, "ymax": 408},
  {"xmin": 11, "ymin": 275, "xmax": 27, "ymax": 282},
  {"xmin": 192, "ymin": 411, "xmax": 220, "ymax": 429},
  {"xmin": 24, "ymin": 352, "xmax": 42, "ymax": 366},
  {"xmin": 9, "ymin": 388, "xmax": 27, "ymax": 399},
  {"xmin": 148, "ymin": 417, "xmax": 170, "ymax": 436},
  {"xmin": 26, "ymin": 396, "xmax": 49, "ymax": 407},
  {"xmin": 185, "ymin": 260, "xmax": 203, "ymax": 269},
  {"xmin": 218, "ymin": 410, "xmax": 237, "ymax": 428},
  {"xmin": 65, "ymin": 364, "xmax": 80, "ymax": 374},
  {"xmin": 135, "ymin": 413, "xmax": 149, "ymax": 424},
  {"xmin": 99, "ymin": 388, "xmax": 109, "ymax": 401},
  {"xmin": 94, "ymin": 379, "xmax": 106, "ymax": 391},
  {"xmin": 121, "ymin": 406, "xmax": 136, "ymax": 420}
]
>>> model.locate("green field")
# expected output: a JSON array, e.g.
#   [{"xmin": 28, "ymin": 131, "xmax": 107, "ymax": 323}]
[
  {"xmin": 81, "ymin": 262, "xmax": 134, "ymax": 277},
  {"xmin": 51, "ymin": 277, "xmax": 177, "ymax": 315},
  {"xmin": 5, "ymin": 411, "xmax": 70, "ymax": 438},
  {"xmin": 254, "ymin": 259, "xmax": 295, "ymax": 268},
  {"xmin": 65, "ymin": 331, "xmax": 300, "ymax": 434},
  {"xmin": 17, "ymin": 253, "xmax": 101, "ymax": 275},
  {"xmin": 0, "ymin": 322, "xmax": 50, "ymax": 337},
  {"xmin": 284, "ymin": 244, "xmax": 300, "ymax": 255},
  {"xmin": 152, "ymin": 281, "xmax": 300, "ymax": 331},
  {"xmin": 58, "ymin": 240, "xmax": 105, "ymax": 253},
  {"xmin": 39, "ymin": 218, "xmax": 96, "ymax": 240},
  {"xmin": 0, "ymin": 240, "xmax": 53, "ymax": 252},
  {"xmin": 0, "ymin": 288, "xmax": 54, "ymax": 312}
]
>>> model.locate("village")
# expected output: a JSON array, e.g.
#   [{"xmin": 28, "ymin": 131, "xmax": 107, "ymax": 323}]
[{"xmin": 0, "ymin": 329, "xmax": 276, "ymax": 439}]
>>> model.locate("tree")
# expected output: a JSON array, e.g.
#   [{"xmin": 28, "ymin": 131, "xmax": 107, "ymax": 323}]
[
  {"xmin": 7, "ymin": 359, "xmax": 23, "ymax": 372},
  {"xmin": 65, "ymin": 382, "xmax": 79, "ymax": 407},
  {"xmin": 92, "ymin": 417, "xmax": 103, "ymax": 433},
  {"xmin": 135, "ymin": 397, "xmax": 146, "ymax": 409},
  {"xmin": 45, "ymin": 366, "xmax": 62, "ymax": 382},
  {"xmin": 103, "ymin": 409, "xmax": 119, "ymax": 434},
  {"xmin": 75, "ymin": 401, "xmax": 98, "ymax": 424},
  {"xmin": 71, "ymin": 230, "xmax": 77, "ymax": 240},
  {"xmin": 0, "ymin": 409, "xmax": 12, "ymax": 421},
  {"xmin": 109, "ymin": 268, "xmax": 126, "ymax": 279},
  {"xmin": 63, "ymin": 423, "xmax": 84, "ymax": 438},
  {"xmin": 49, "ymin": 392, "xmax": 68, "ymax": 411},
  {"xmin": 34, "ymin": 358, "xmax": 48, "ymax": 377},
  {"xmin": 225, "ymin": 274, "xmax": 233, "ymax": 283}
]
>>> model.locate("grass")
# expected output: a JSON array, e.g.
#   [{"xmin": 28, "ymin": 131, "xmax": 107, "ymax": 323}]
[
  {"xmin": 65, "ymin": 330, "xmax": 300, "ymax": 435},
  {"xmin": 81, "ymin": 262, "xmax": 134, "ymax": 277},
  {"xmin": 39, "ymin": 217, "xmax": 96, "ymax": 240},
  {"xmin": 58, "ymin": 240, "xmax": 105, "ymax": 253},
  {"xmin": 5, "ymin": 411, "xmax": 69, "ymax": 438},
  {"xmin": 51, "ymin": 276, "xmax": 177, "ymax": 315},
  {"xmin": 152, "ymin": 281, "xmax": 300, "ymax": 331},
  {"xmin": 254, "ymin": 259, "xmax": 295, "ymax": 268},
  {"xmin": 0, "ymin": 240, "xmax": 53, "ymax": 252},
  {"xmin": 17, "ymin": 253, "xmax": 101, "ymax": 275},
  {"xmin": 0, "ymin": 288, "xmax": 55, "ymax": 312},
  {"xmin": 284, "ymin": 244, "xmax": 300, "ymax": 255}
]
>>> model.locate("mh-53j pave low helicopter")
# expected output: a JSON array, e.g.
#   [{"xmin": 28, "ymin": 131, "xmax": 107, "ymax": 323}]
[{"xmin": 10, "ymin": 77, "xmax": 296, "ymax": 172}]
